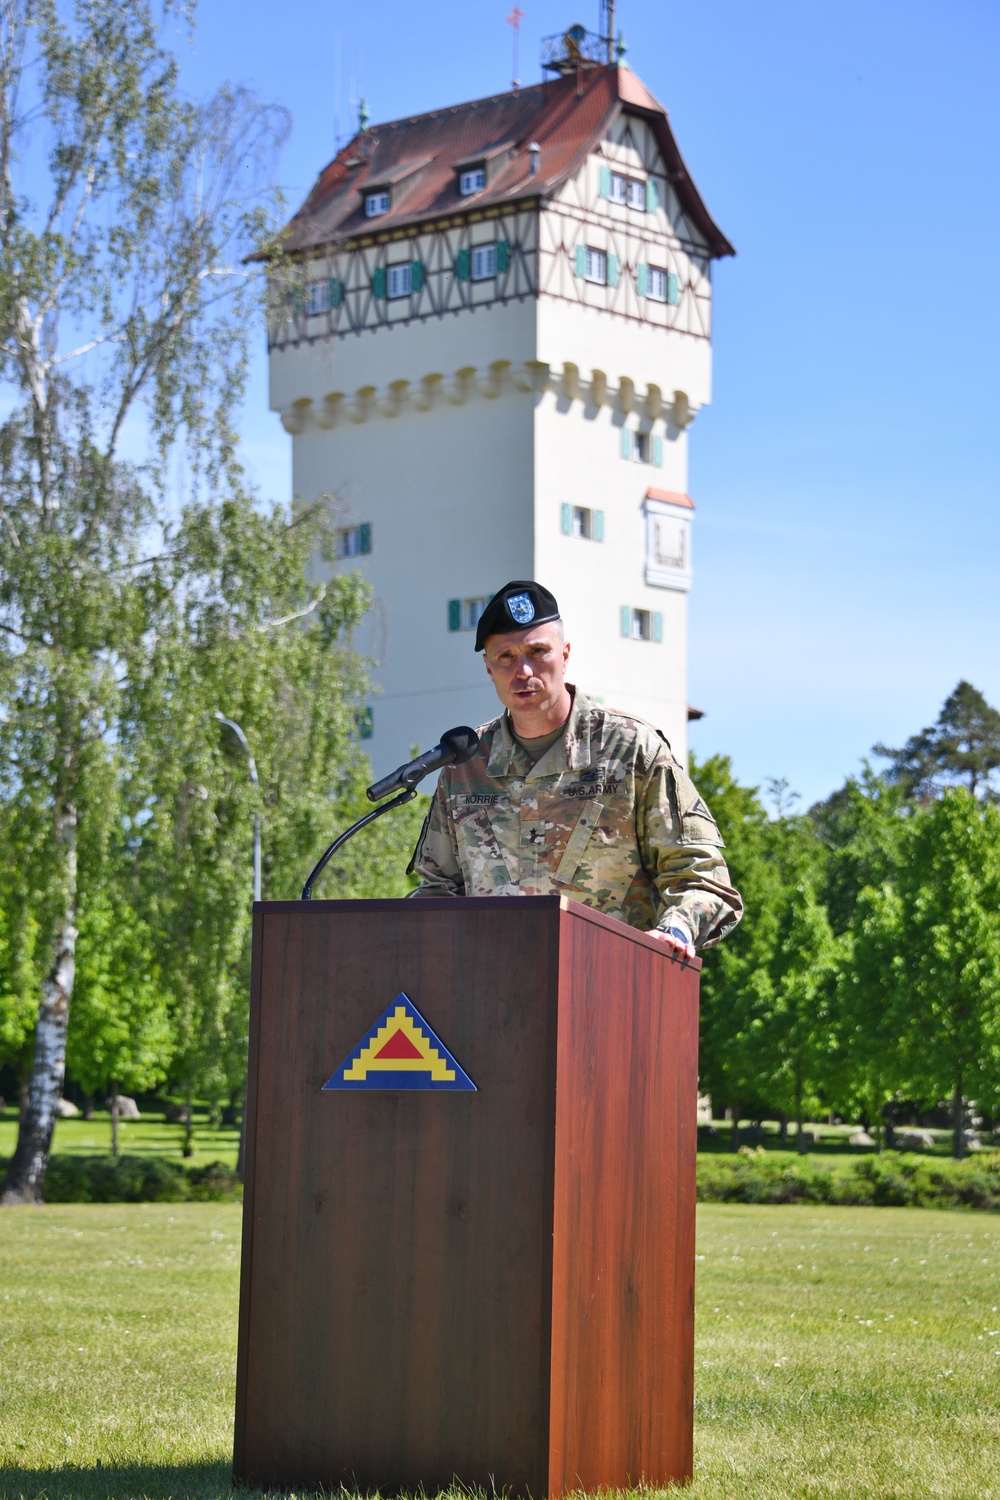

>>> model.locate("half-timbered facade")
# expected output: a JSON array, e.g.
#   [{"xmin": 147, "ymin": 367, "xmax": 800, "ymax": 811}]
[{"xmin": 269, "ymin": 49, "xmax": 732, "ymax": 770}]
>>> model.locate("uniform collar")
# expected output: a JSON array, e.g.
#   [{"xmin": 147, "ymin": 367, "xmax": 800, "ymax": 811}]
[{"xmin": 486, "ymin": 686, "xmax": 594, "ymax": 778}]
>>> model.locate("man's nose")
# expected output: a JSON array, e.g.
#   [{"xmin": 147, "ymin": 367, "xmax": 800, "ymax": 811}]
[{"xmin": 514, "ymin": 658, "xmax": 533, "ymax": 679}]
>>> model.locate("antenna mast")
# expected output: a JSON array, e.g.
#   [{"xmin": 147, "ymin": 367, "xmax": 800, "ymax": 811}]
[{"xmin": 600, "ymin": 0, "xmax": 615, "ymax": 62}]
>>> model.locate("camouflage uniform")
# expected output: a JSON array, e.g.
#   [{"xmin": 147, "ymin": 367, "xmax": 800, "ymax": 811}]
[{"xmin": 408, "ymin": 689, "xmax": 742, "ymax": 948}]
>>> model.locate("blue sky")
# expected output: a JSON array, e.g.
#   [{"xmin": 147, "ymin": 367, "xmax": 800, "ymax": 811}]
[{"xmin": 176, "ymin": 0, "xmax": 1000, "ymax": 807}]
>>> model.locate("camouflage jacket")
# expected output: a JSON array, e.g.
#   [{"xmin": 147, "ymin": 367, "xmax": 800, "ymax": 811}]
[{"xmin": 407, "ymin": 689, "xmax": 743, "ymax": 948}]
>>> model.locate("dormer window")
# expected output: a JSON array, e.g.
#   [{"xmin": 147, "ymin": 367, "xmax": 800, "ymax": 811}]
[
  {"xmin": 459, "ymin": 167, "xmax": 485, "ymax": 196},
  {"xmin": 365, "ymin": 190, "xmax": 389, "ymax": 218}
]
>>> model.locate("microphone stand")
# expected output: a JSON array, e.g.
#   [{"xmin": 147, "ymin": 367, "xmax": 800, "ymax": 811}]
[{"xmin": 300, "ymin": 788, "xmax": 417, "ymax": 900}]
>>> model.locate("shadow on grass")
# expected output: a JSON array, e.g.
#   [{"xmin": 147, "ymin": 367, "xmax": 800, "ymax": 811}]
[
  {"xmin": 0, "ymin": 1469, "xmax": 485, "ymax": 1500},
  {"xmin": 0, "ymin": 1460, "xmax": 240, "ymax": 1500},
  {"xmin": 0, "ymin": 1465, "xmax": 428, "ymax": 1500}
]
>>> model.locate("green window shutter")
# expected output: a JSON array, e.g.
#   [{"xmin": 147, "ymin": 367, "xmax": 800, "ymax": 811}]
[
  {"xmin": 291, "ymin": 287, "xmax": 304, "ymax": 315},
  {"xmin": 636, "ymin": 262, "xmax": 648, "ymax": 297},
  {"xmin": 645, "ymin": 179, "xmax": 660, "ymax": 213},
  {"xmin": 652, "ymin": 611, "xmax": 663, "ymax": 644},
  {"xmin": 560, "ymin": 502, "xmax": 572, "ymax": 535},
  {"xmin": 448, "ymin": 599, "xmax": 461, "ymax": 632},
  {"xmin": 620, "ymin": 427, "xmax": 631, "ymax": 460},
  {"xmin": 411, "ymin": 259, "xmax": 424, "ymax": 292},
  {"xmin": 594, "ymin": 509, "xmax": 605, "ymax": 542},
  {"xmin": 607, "ymin": 254, "xmax": 619, "ymax": 287},
  {"xmin": 358, "ymin": 523, "xmax": 372, "ymax": 554},
  {"xmin": 652, "ymin": 435, "xmax": 663, "ymax": 468},
  {"xmin": 667, "ymin": 271, "xmax": 680, "ymax": 306},
  {"xmin": 328, "ymin": 277, "xmax": 342, "ymax": 308},
  {"xmin": 357, "ymin": 706, "xmax": 373, "ymax": 740},
  {"xmin": 599, "ymin": 163, "xmax": 611, "ymax": 199},
  {"xmin": 495, "ymin": 239, "xmax": 510, "ymax": 273},
  {"xmin": 620, "ymin": 605, "xmax": 631, "ymax": 638},
  {"xmin": 575, "ymin": 244, "xmax": 586, "ymax": 278},
  {"xmin": 455, "ymin": 247, "xmax": 470, "ymax": 281},
  {"xmin": 371, "ymin": 265, "xmax": 386, "ymax": 299}
]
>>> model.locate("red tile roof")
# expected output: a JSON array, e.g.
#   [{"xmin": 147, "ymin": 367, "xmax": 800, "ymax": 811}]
[
  {"xmin": 645, "ymin": 488, "xmax": 696, "ymax": 509},
  {"xmin": 279, "ymin": 64, "xmax": 733, "ymax": 259}
]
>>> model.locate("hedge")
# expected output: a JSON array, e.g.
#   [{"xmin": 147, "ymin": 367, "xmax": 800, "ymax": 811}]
[
  {"xmin": 0, "ymin": 1154, "xmax": 242, "ymax": 1204},
  {"xmin": 697, "ymin": 1148, "xmax": 1000, "ymax": 1211},
  {"xmin": 4, "ymin": 1149, "xmax": 999, "ymax": 1210}
]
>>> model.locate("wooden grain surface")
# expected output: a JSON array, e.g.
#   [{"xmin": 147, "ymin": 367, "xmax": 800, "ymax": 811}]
[
  {"xmin": 548, "ymin": 901, "xmax": 699, "ymax": 1492},
  {"xmin": 234, "ymin": 897, "xmax": 561, "ymax": 1495},
  {"xmin": 233, "ymin": 896, "xmax": 697, "ymax": 1496}
]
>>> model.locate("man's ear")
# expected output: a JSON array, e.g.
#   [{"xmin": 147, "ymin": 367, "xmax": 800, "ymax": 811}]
[
  {"xmin": 483, "ymin": 652, "xmax": 493, "ymax": 682},
  {"xmin": 562, "ymin": 638, "xmax": 571, "ymax": 667}
]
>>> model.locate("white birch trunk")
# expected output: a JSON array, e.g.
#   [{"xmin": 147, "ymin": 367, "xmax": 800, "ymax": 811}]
[{"xmin": 0, "ymin": 803, "xmax": 78, "ymax": 1206}]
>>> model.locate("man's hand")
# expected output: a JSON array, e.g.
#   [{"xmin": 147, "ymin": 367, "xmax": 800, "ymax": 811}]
[{"xmin": 652, "ymin": 924, "xmax": 696, "ymax": 961}]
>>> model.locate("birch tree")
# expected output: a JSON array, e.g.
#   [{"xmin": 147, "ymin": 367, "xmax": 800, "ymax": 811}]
[{"xmin": 0, "ymin": 0, "xmax": 286, "ymax": 1204}]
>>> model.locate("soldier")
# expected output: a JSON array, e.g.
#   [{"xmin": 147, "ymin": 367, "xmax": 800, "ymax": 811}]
[{"xmin": 408, "ymin": 580, "xmax": 742, "ymax": 957}]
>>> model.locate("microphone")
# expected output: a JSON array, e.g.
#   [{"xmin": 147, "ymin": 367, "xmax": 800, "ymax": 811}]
[{"xmin": 366, "ymin": 726, "xmax": 480, "ymax": 803}]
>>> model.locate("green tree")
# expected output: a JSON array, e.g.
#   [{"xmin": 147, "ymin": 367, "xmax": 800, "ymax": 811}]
[
  {"xmin": 130, "ymin": 496, "xmax": 424, "ymax": 1141},
  {"xmin": 0, "ymin": 0, "xmax": 286, "ymax": 1204},
  {"xmin": 874, "ymin": 681, "xmax": 1000, "ymax": 803},
  {"xmin": 692, "ymin": 755, "xmax": 837, "ymax": 1146},
  {"xmin": 853, "ymin": 790, "xmax": 1000, "ymax": 1157}
]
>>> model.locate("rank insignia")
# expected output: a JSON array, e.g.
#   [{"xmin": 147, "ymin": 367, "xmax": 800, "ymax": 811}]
[
  {"xmin": 507, "ymin": 592, "xmax": 535, "ymax": 625},
  {"xmin": 323, "ymin": 993, "xmax": 476, "ymax": 1091}
]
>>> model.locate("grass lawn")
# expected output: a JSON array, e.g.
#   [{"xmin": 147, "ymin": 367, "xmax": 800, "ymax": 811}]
[
  {"xmin": 0, "ymin": 1109, "xmax": 240, "ymax": 1170},
  {"xmin": 0, "ymin": 1203, "xmax": 998, "ymax": 1499}
]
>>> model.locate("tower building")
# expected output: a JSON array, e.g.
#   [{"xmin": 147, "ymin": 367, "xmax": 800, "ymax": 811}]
[{"xmin": 269, "ymin": 28, "xmax": 732, "ymax": 767}]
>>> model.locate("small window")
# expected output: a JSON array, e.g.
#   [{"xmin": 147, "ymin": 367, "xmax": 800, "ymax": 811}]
[
  {"xmin": 459, "ymin": 168, "xmax": 485, "ymax": 196},
  {"xmin": 620, "ymin": 605, "xmax": 663, "ymax": 641},
  {"xmin": 626, "ymin": 177, "xmax": 646, "ymax": 210},
  {"xmin": 307, "ymin": 280, "xmax": 329, "ymax": 315},
  {"xmin": 449, "ymin": 597, "xmax": 488, "ymax": 632},
  {"xmin": 365, "ymin": 190, "xmax": 390, "ymax": 218},
  {"xmin": 584, "ymin": 247, "xmax": 607, "ymax": 285},
  {"xmin": 387, "ymin": 263, "xmax": 412, "ymax": 299},
  {"xmin": 632, "ymin": 431, "xmax": 648, "ymax": 463},
  {"xmin": 654, "ymin": 517, "xmax": 687, "ymax": 571},
  {"xmin": 561, "ymin": 502, "xmax": 604, "ymax": 540},
  {"xmin": 463, "ymin": 597, "xmax": 487, "ymax": 630},
  {"xmin": 471, "ymin": 244, "xmax": 496, "ymax": 281},
  {"xmin": 610, "ymin": 171, "xmax": 627, "ymax": 204},
  {"xmin": 647, "ymin": 267, "xmax": 668, "ymax": 302},
  {"xmin": 335, "ymin": 524, "xmax": 372, "ymax": 558},
  {"xmin": 630, "ymin": 608, "xmax": 651, "ymax": 641}
]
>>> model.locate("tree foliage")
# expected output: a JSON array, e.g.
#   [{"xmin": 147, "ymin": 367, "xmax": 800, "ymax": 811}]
[
  {"xmin": 0, "ymin": 0, "xmax": 383, "ymax": 1206},
  {"xmin": 696, "ymin": 718, "xmax": 1000, "ymax": 1158},
  {"xmin": 873, "ymin": 681, "xmax": 1000, "ymax": 803}
]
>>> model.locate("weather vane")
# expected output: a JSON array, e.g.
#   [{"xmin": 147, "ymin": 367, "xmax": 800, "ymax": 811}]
[{"xmin": 506, "ymin": 7, "xmax": 524, "ymax": 89}]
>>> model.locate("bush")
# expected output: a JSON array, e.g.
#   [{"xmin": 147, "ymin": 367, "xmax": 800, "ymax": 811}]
[
  {"xmin": 3, "ymin": 1154, "xmax": 244, "ymax": 1204},
  {"xmin": 696, "ymin": 1149, "xmax": 1000, "ymax": 1211}
]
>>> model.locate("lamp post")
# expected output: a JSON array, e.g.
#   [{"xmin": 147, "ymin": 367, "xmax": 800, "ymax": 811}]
[
  {"xmin": 215, "ymin": 712, "xmax": 261, "ymax": 902},
  {"xmin": 215, "ymin": 712, "xmax": 260, "ymax": 1180}
]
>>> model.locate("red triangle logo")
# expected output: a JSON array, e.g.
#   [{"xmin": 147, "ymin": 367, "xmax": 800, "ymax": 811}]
[{"xmin": 374, "ymin": 1027, "xmax": 423, "ymax": 1061}]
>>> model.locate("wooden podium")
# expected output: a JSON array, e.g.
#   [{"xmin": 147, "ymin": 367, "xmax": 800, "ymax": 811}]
[{"xmin": 234, "ymin": 895, "xmax": 699, "ymax": 1496}]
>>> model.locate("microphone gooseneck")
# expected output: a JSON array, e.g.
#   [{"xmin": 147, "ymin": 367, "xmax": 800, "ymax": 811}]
[
  {"xmin": 366, "ymin": 726, "xmax": 480, "ymax": 803},
  {"xmin": 301, "ymin": 726, "xmax": 481, "ymax": 899}
]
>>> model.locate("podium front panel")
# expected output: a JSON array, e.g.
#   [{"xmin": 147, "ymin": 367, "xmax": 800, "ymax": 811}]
[{"xmin": 234, "ymin": 898, "xmax": 561, "ymax": 1496}]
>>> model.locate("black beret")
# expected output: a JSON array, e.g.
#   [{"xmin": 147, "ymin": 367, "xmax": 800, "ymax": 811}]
[{"xmin": 474, "ymin": 580, "xmax": 561, "ymax": 652}]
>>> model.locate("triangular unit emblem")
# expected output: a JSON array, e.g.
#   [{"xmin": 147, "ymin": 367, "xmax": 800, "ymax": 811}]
[{"xmin": 323, "ymin": 993, "xmax": 476, "ymax": 1092}]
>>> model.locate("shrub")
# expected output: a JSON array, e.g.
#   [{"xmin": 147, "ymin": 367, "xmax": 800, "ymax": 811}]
[
  {"xmin": 0, "ymin": 1154, "xmax": 243, "ymax": 1204},
  {"xmin": 696, "ymin": 1150, "xmax": 1000, "ymax": 1211}
]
